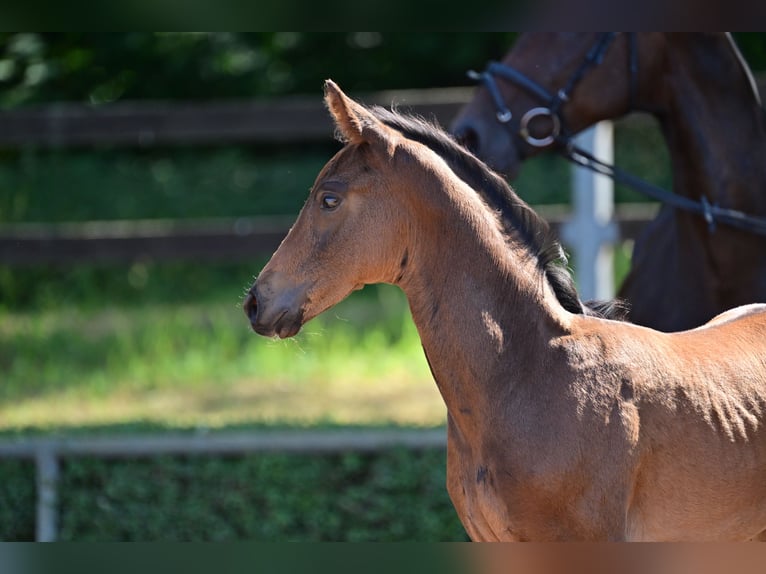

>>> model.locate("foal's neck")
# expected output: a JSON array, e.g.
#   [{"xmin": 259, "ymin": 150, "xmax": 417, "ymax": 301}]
[{"xmin": 396, "ymin": 176, "xmax": 570, "ymax": 418}]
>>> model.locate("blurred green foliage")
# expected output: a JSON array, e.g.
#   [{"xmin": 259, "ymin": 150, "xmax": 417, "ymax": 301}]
[
  {"xmin": 0, "ymin": 460, "xmax": 35, "ymax": 540},
  {"xmin": 0, "ymin": 33, "xmax": 517, "ymax": 107},
  {"xmin": 0, "ymin": 33, "xmax": 763, "ymax": 109},
  {"xmin": 0, "ymin": 146, "xmax": 327, "ymax": 223}
]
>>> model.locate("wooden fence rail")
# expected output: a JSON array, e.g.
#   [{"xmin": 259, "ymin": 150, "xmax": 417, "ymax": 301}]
[
  {"xmin": 0, "ymin": 206, "xmax": 657, "ymax": 266},
  {"xmin": 0, "ymin": 216, "xmax": 294, "ymax": 265},
  {"xmin": 0, "ymin": 87, "xmax": 474, "ymax": 148},
  {"xmin": 1, "ymin": 76, "xmax": 763, "ymax": 148}
]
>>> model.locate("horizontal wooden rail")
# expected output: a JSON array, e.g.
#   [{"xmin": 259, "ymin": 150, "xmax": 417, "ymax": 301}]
[
  {"xmin": 0, "ymin": 216, "xmax": 294, "ymax": 265},
  {"xmin": 0, "ymin": 75, "xmax": 763, "ymax": 148},
  {"xmin": 0, "ymin": 205, "xmax": 657, "ymax": 266},
  {"xmin": 0, "ymin": 88, "xmax": 475, "ymax": 148}
]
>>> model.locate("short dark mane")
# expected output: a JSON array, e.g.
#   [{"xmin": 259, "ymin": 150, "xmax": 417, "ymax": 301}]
[{"xmin": 371, "ymin": 105, "xmax": 627, "ymax": 321}]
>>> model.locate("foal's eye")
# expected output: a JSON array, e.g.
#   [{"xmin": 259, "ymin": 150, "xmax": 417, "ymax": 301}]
[{"xmin": 320, "ymin": 193, "xmax": 341, "ymax": 211}]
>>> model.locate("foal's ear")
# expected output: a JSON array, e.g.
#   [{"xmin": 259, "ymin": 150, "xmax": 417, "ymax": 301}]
[{"xmin": 324, "ymin": 79, "xmax": 394, "ymax": 149}]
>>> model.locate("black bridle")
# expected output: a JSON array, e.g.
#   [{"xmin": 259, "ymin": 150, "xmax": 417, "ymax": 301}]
[{"xmin": 467, "ymin": 32, "xmax": 766, "ymax": 237}]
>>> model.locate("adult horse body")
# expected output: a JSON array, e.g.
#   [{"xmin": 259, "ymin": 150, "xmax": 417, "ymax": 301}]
[
  {"xmin": 451, "ymin": 33, "xmax": 766, "ymax": 332},
  {"xmin": 245, "ymin": 81, "xmax": 766, "ymax": 541}
]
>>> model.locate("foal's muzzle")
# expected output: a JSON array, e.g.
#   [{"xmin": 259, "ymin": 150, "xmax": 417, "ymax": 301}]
[{"xmin": 243, "ymin": 282, "xmax": 304, "ymax": 339}]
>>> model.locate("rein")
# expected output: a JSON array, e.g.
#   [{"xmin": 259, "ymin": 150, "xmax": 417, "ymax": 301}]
[{"xmin": 467, "ymin": 33, "xmax": 766, "ymax": 237}]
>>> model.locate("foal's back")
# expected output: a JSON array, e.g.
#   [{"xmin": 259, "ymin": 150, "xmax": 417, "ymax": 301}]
[{"xmin": 566, "ymin": 304, "xmax": 766, "ymax": 540}]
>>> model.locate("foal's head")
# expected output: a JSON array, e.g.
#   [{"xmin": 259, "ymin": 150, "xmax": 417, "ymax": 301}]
[
  {"xmin": 244, "ymin": 81, "xmax": 414, "ymax": 338},
  {"xmin": 244, "ymin": 80, "xmax": 624, "ymax": 338}
]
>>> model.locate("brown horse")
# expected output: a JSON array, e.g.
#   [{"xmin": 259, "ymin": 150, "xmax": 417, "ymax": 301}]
[
  {"xmin": 244, "ymin": 81, "xmax": 766, "ymax": 541},
  {"xmin": 451, "ymin": 33, "xmax": 766, "ymax": 332}
]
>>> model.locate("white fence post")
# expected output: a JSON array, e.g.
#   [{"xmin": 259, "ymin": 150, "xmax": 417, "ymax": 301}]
[
  {"xmin": 35, "ymin": 447, "xmax": 59, "ymax": 542},
  {"xmin": 561, "ymin": 121, "xmax": 618, "ymax": 302}
]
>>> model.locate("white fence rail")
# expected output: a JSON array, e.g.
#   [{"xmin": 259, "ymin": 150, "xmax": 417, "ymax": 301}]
[{"xmin": 0, "ymin": 428, "xmax": 447, "ymax": 542}]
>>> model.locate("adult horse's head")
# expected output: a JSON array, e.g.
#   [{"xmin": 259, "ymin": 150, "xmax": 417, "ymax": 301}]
[
  {"xmin": 244, "ymin": 80, "xmax": 409, "ymax": 338},
  {"xmin": 451, "ymin": 33, "xmax": 659, "ymax": 178}
]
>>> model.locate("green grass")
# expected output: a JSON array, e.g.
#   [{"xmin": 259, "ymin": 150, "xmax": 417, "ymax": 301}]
[{"xmin": 0, "ymin": 281, "xmax": 444, "ymax": 430}]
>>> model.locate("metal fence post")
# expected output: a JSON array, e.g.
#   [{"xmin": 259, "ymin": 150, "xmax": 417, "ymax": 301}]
[
  {"xmin": 561, "ymin": 121, "xmax": 618, "ymax": 301},
  {"xmin": 35, "ymin": 446, "xmax": 60, "ymax": 542}
]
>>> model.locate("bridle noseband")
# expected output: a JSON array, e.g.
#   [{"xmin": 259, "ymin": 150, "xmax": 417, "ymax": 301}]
[
  {"xmin": 465, "ymin": 33, "xmax": 766, "ymax": 237},
  {"xmin": 468, "ymin": 33, "xmax": 635, "ymax": 150}
]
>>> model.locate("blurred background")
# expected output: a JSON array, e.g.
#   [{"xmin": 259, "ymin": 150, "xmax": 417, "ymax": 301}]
[{"xmin": 1, "ymin": 32, "xmax": 765, "ymax": 541}]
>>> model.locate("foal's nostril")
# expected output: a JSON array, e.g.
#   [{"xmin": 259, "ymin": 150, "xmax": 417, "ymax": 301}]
[
  {"xmin": 243, "ymin": 290, "xmax": 258, "ymax": 323},
  {"xmin": 453, "ymin": 125, "xmax": 480, "ymax": 155}
]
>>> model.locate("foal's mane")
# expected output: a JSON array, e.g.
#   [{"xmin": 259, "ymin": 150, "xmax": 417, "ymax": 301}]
[{"xmin": 370, "ymin": 105, "xmax": 626, "ymax": 320}]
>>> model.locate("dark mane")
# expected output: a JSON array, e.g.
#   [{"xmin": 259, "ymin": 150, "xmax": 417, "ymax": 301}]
[{"xmin": 370, "ymin": 105, "xmax": 627, "ymax": 321}]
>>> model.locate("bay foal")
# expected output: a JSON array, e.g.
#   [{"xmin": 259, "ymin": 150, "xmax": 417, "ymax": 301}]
[{"xmin": 245, "ymin": 81, "xmax": 766, "ymax": 541}]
